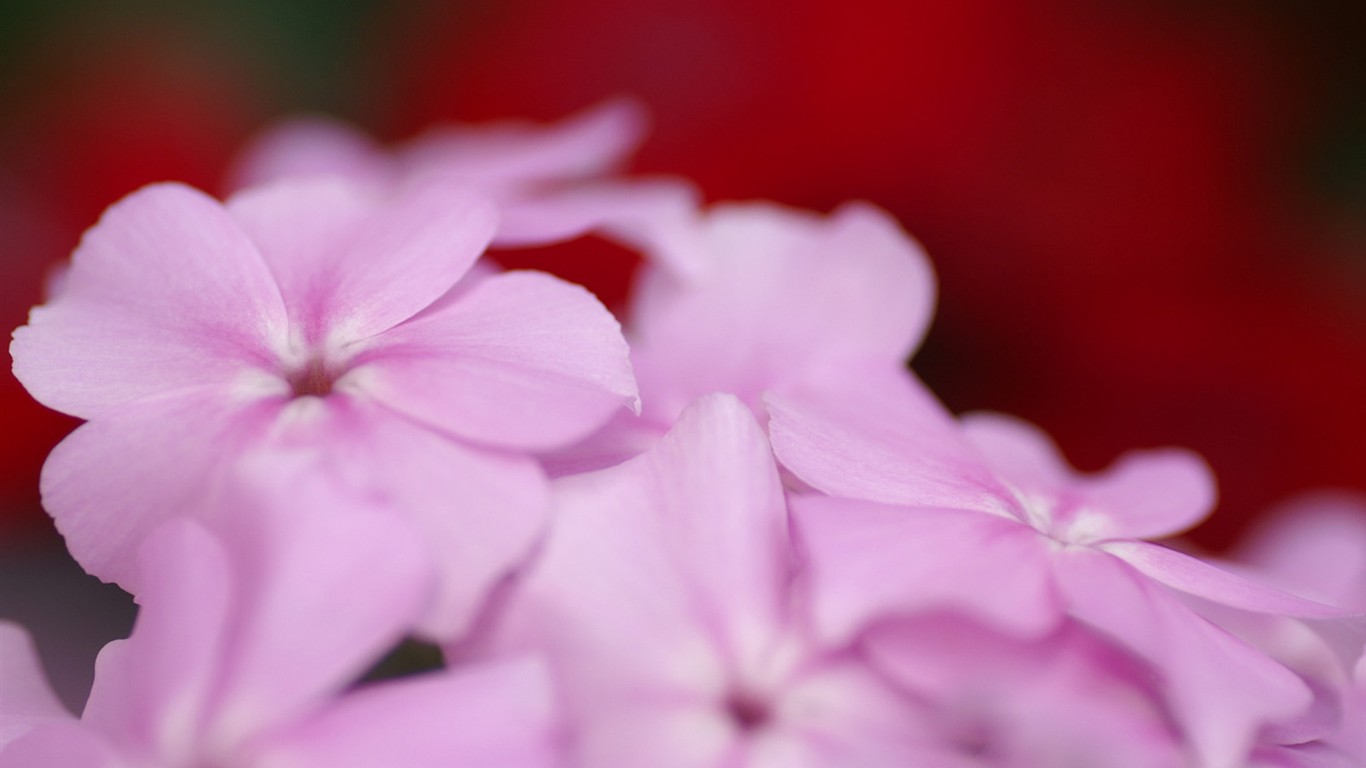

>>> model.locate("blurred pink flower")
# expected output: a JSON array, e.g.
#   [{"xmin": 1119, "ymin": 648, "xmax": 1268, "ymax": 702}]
[
  {"xmin": 1230, "ymin": 494, "xmax": 1366, "ymax": 765},
  {"xmin": 228, "ymin": 98, "xmax": 699, "ymax": 263},
  {"xmin": 0, "ymin": 479, "xmax": 560, "ymax": 768},
  {"xmin": 767, "ymin": 370, "xmax": 1350, "ymax": 767},
  {"xmin": 863, "ymin": 614, "xmax": 1186, "ymax": 768},
  {"xmin": 547, "ymin": 201, "xmax": 935, "ymax": 474},
  {"xmin": 494, "ymin": 395, "xmax": 953, "ymax": 767},
  {"xmin": 10, "ymin": 178, "xmax": 637, "ymax": 637}
]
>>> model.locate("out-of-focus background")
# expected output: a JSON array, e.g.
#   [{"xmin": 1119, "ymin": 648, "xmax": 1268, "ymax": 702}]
[{"xmin": 2, "ymin": 0, "xmax": 1364, "ymax": 704}]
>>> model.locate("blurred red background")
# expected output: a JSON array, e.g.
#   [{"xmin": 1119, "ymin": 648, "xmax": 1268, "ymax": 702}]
[{"xmin": 2, "ymin": 0, "xmax": 1364, "ymax": 555}]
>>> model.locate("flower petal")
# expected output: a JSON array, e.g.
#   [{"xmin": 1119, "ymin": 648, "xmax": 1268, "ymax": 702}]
[
  {"xmin": 357, "ymin": 269, "xmax": 637, "ymax": 451},
  {"xmin": 39, "ymin": 386, "xmax": 283, "ymax": 591},
  {"xmin": 11, "ymin": 183, "xmax": 287, "ymax": 419},
  {"xmin": 1055, "ymin": 547, "xmax": 1314, "ymax": 768},
  {"xmin": 957, "ymin": 412, "xmax": 1075, "ymax": 491},
  {"xmin": 1080, "ymin": 448, "xmax": 1217, "ymax": 540},
  {"xmin": 265, "ymin": 396, "xmax": 550, "ymax": 640},
  {"xmin": 398, "ymin": 97, "xmax": 647, "ymax": 188},
  {"xmin": 766, "ymin": 368, "xmax": 1011, "ymax": 513},
  {"xmin": 193, "ymin": 455, "xmax": 439, "ymax": 745},
  {"xmin": 0, "ymin": 722, "xmax": 122, "ymax": 768},
  {"xmin": 225, "ymin": 117, "xmax": 393, "ymax": 191},
  {"xmin": 1234, "ymin": 493, "xmax": 1366, "ymax": 611},
  {"xmin": 227, "ymin": 177, "xmax": 498, "ymax": 342},
  {"xmin": 628, "ymin": 202, "xmax": 935, "ymax": 420},
  {"xmin": 791, "ymin": 496, "xmax": 1061, "ymax": 644},
  {"xmin": 501, "ymin": 395, "xmax": 789, "ymax": 704},
  {"xmin": 493, "ymin": 179, "xmax": 701, "ymax": 267},
  {"xmin": 80, "ymin": 521, "xmax": 231, "ymax": 759},
  {"xmin": 0, "ymin": 623, "xmax": 72, "ymax": 749},
  {"xmin": 862, "ymin": 616, "xmax": 1185, "ymax": 768},
  {"xmin": 257, "ymin": 658, "xmax": 561, "ymax": 768},
  {"xmin": 962, "ymin": 412, "xmax": 1218, "ymax": 541},
  {"xmin": 1102, "ymin": 540, "xmax": 1353, "ymax": 619}
]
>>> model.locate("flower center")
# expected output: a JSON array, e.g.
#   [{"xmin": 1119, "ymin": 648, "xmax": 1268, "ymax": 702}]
[
  {"xmin": 723, "ymin": 688, "xmax": 772, "ymax": 732},
  {"xmin": 285, "ymin": 356, "xmax": 338, "ymax": 398}
]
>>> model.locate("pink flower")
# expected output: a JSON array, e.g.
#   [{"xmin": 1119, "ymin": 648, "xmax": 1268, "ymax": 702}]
[
  {"xmin": 0, "ymin": 470, "xmax": 561, "ymax": 767},
  {"xmin": 766, "ymin": 370, "xmax": 1352, "ymax": 767},
  {"xmin": 493, "ymin": 395, "xmax": 945, "ymax": 767},
  {"xmin": 862, "ymin": 614, "xmax": 1187, "ymax": 768},
  {"xmin": 10, "ymin": 177, "xmax": 637, "ymax": 637},
  {"xmin": 1229, "ymin": 494, "xmax": 1366, "ymax": 764},
  {"xmin": 228, "ymin": 98, "xmax": 700, "ymax": 260},
  {"xmin": 547, "ymin": 200, "xmax": 935, "ymax": 474}
]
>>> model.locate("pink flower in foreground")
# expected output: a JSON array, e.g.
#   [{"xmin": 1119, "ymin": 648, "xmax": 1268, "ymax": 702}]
[
  {"xmin": 10, "ymin": 178, "xmax": 637, "ymax": 637},
  {"xmin": 228, "ymin": 98, "xmax": 700, "ymax": 260},
  {"xmin": 548, "ymin": 201, "xmax": 935, "ymax": 473},
  {"xmin": 767, "ymin": 370, "xmax": 1353, "ymax": 767},
  {"xmin": 0, "ymin": 475, "xmax": 560, "ymax": 768},
  {"xmin": 493, "ymin": 395, "xmax": 950, "ymax": 767}
]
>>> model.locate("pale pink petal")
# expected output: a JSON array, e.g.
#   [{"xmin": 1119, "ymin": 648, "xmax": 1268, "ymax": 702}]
[
  {"xmin": 1080, "ymin": 448, "xmax": 1217, "ymax": 540},
  {"xmin": 1251, "ymin": 742, "xmax": 1361, "ymax": 768},
  {"xmin": 791, "ymin": 496, "xmax": 1060, "ymax": 644},
  {"xmin": 958, "ymin": 412, "xmax": 1074, "ymax": 491},
  {"xmin": 572, "ymin": 705, "xmax": 734, "ymax": 768},
  {"xmin": 81, "ymin": 521, "xmax": 231, "ymax": 760},
  {"xmin": 192, "ymin": 455, "xmax": 439, "ymax": 745},
  {"xmin": 1235, "ymin": 493, "xmax": 1366, "ymax": 611},
  {"xmin": 962, "ymin": 413, "xmax": 1218, "ymax": 541},
  {"xmin": 0, "ymin": 722, "xmax": 122, "ymax": 768},
  {"xmin": 357, "ymin": 270, "xmax": 637, "ymax": 451},
  {"xmin": 256, "ymin": 658, "xmax": 561, "ymax": 768},
  {"xmin": 627, "ymin": 202, "xmax": 935, "ymax": 420},
  {"xmin": 39, "ymin": 386, "xmax": 284, "ymax": 591},
  {"xmin": 501, "ymin": 395, "xmax": 789, "ymax": 705},
  {"xmin": 1055, "ymin": 547, "xmax": 1315, "ymax": 768},
  {"xmin": 863, "ymin": 616, "xmax": 1184, "ymax": 768},
  {"xmin": 1103, "ymin": 540, "xmax": 1351, "ymax": 619},
  {"xmin": 755, "ymin": 660, "xmax": 945, "ymax": 768},
  {"xmin": 538, "ymin": 409, "xmax": 664, "ymax": 478},
  {"xmin": 493, "ymin": 179, "xmax": 702, "ymax": 269},
  {"xmin": 225, "ymin": 178, "xmax": 374, "ymax": 340},
  {"xmin": 399, "ymin": 97, "xmax": 647, "ymax": 187},
  {"xmin": 264, "ymin": 396, "xmax": 550, "ymax": 640},
  {"xmin": 11, "ymin": 183, "xmax": 287, "ymax": 419},
  {"xmin": 0, "ymin": 624, "xmax": 71, "ymax": 749},
  {"xmin": 227, "ymin": 177, "xmax": 497, "ymax": 342},
  {"xmin": 225, "ymin": 116, "xmax": 393, "ymax": 191},
  {"xmin": 766, "ymin": 368, "xmax": 1013, "ymax": 513}
]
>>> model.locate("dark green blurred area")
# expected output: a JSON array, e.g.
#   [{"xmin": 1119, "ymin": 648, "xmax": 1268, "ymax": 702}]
[{"xmin": 2, "ymin": 0, "xmax": 399, "ymax": 120}]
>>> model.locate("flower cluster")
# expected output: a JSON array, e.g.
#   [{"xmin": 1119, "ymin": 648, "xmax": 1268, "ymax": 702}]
[{"xmin": 4, "ymin": 102, "xmax": 1364, "ymax": 768}]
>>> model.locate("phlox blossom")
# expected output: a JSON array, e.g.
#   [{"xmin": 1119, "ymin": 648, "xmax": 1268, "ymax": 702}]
[
  {"xmin": 229, "ymin": 98, "xmax": 700, "ymax": 263},
  {"xmin": 0, "ymin": 468, "xmax": 560, "ymax": 768},
  {"xmin": 861, "ymin": 614, "xmax": 1187, "ymax": 768},
  {"xmin": 549, "ymin": 200, "xmax": 935, "ymax": 473},
  {"xmin": 491, "ymin": 395, "xmax": 951, "ymax": 767},
  {"xmin": 1230, "ymin": 494, "xmax": 1366, "ymax": 766},
  {"xmin": 766, "ymin": 370, "xmax": 1353, "ymax": 767},
  {"xmin": 10, "ymin": 177, "xmax": 637, "ymax": 637}
]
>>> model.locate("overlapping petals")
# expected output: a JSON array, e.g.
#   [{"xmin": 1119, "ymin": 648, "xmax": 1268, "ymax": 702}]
[
  {"xmin": 628, "ymin": 201, "xmax": 935, "ymax": 423},
  {"xmin": 227, "ymin": 98, "xmax": 698, "ymax": 254},
  {"xmin": 769, "ymin": 372, "xmax": 1352, "ymax": 766},
  {"xmin": 12, "ymin": 176, "xmax": 637, "ymax": 638},
  {"xmin": 493, "ymin": 395, "xmax": 937, "ymax": 767},
  {"xmin": 7, "ymin": 101, "xmax": 1365, "ymax": 768},
  {"xmin": 0, "ymin": 478, "xmax": 560, "ymax": 768}
]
